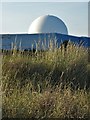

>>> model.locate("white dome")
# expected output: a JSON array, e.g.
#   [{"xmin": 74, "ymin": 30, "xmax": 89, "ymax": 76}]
[{"xmin": 28, "ymin": 15, "xmax": 68, "ymax": 34}]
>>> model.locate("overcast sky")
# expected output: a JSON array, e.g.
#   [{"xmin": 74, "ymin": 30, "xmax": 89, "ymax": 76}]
[{"xmin": 0, "ymin": 1, "xmax": 89, "ymax": 37}]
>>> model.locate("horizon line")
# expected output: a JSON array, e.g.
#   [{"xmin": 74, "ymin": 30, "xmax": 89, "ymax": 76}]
[{"xmin": 0, "ymin": 32, "xmax": 89, "ymax": 38}]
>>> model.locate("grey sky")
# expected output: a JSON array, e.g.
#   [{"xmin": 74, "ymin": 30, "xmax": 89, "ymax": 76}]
[{"xmin": 0, "ymin": 1, "xmax": 89, "ymax": 37}]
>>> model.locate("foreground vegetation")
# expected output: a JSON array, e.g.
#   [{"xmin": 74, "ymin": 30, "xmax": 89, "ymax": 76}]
[{"xmin": 1, "ymin": 42, "xmax": 90, "ymax": 119}]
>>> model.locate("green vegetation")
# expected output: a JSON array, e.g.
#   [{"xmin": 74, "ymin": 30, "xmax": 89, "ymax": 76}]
[{"xmin": 1, "ymin": 42, "xmax": 90, "ymax": 119}]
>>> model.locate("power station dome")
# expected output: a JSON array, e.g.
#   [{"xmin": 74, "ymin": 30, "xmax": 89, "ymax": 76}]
[{"xmin": 28, "ymin": 15, "xmax": 68, "ymax": 35}]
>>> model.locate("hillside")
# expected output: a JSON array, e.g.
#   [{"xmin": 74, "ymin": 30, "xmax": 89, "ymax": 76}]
[{"xmin": 2, "ymin": 43, "xmax": 90, "ymax": 119}]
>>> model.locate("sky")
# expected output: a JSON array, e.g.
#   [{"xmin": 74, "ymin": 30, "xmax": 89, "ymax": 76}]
[
  {"xmin": 1, "ymin": 0, "xmax": 89, "ymax": 2},
  {"xmin": 0, "ymin": 1, "xmax": 89, "ymax": 37}
]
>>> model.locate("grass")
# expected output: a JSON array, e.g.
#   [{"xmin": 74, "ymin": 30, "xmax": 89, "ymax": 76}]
[{"xmin": 1, "ymin": 41, "xmax": 90, "ymax": 119}]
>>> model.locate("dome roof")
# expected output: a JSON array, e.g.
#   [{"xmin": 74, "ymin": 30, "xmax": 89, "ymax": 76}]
[{"xmin": 28, "ymin": 15, "xmax": 68, "ymax": 35}]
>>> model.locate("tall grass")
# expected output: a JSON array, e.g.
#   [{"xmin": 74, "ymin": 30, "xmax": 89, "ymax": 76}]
[{"xmin": 2, "ymin": 41, "xmax": 90, "ymax": 119}]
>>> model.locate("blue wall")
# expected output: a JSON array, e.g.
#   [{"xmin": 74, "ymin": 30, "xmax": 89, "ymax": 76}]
[{"xmin": 0, "ymin": 33, "xmax": 90, "ymax": 50}]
